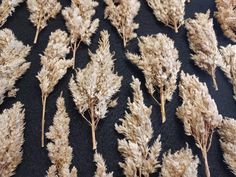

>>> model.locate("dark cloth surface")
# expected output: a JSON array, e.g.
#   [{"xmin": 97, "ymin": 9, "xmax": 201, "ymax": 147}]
[{"xmin": 1, "ymin": 0, "xmax": 236, "ymax": 177}]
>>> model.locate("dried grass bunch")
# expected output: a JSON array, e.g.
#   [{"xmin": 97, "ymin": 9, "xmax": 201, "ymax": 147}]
[
  {"xmin": 219, "ymin": 44, "xmax": 236, "ymax": 100},
  {"xmin": 70, "ymin": 30, "xmax": 122, "ymax": 150},
  {"xmin": 0, "ymin": 102, "xmax": 25, "ymax": 177},
  {"xmin": 94, "ymin": 153, "xmax": 113, "ymax": 177},
  {"xmin": 0, "ymin": 0, "xmax": 24, "ymax": 27},
  {"xmin": 104, "ymin": 0, "xmax": 140, "ymax": 47},
  {"xmin": 115, "ymin": 77, "xmax": 162, "ymax": 177},
  {"xmin": 126, "ymin": 34, "xmax": 181, "ymax": 123},
  {"xmin": 218, "ymin": 117, "xmax": 236, "ymax": 175},
  {"xmin": 176, "ymin": 72, "xmax": 222, "ymax": 177},
  {"xmin": 215, "ymin": 0, "xmax": 236, "ymax": 42},
  {"xmin": 36, "ymin": 29, "xmax": 72, "ymax": 147},
  {"xmin": 160, "ymin": 145, "xmax": 199, "ymax": 177},
  {"xmin": 185, "ymin": 10, "xmax": 222, "ymax": 90},
  {"xmin": 62, "ymin": 0, "xmax": 99, "ymax": 69},
  {"xmin": 146, "ymin": 0, "xmax": 189, "ymax": 32},
  {"xmin": 27, "ymin": 0, "xmax": 61, "ymax": 43},
  {"xmin": 46, "ymin": 95, "xmax": 78, "ymax": 177},
  {"xmin": 0, "ymin": 28, "xmax": 31, "ymax": 105}
]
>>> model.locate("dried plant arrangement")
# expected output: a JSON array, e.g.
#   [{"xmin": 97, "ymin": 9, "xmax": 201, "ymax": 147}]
[
  {"xmin": 126, "ymin": 34, "xmax": 181, "ymax": 123},
  {"xmin": 219, "ymin": 44, "xmax": 236, "ymax": 100},
  {"xmin": 27, "ymin": 0, "xmax": 61, "ymax": 44},
  {"xmin": 104, "ymin": 0, "xmax": 140, "ymax": 47},
  {"xmin": 0, "ymin": 0, "xmax": 24, "ymax": 27},
  {"xmin": 94, "ymin": 153, "xmax": 113, "ymax": 177},
  {"xmin": 69, "ymin": 30, "xmax": 122, "ymax": 150},
  {"xmin": 36, "ymin": 29, "xmax": 73, "ymax": 147},
  {"xmin": 146, "ymin": 0, "xmax": 189, "ymax": 33},
  {"xmin": 115, "ymin": 77, "xmax": 162, "ymax": 177},
  {"xmin": 215, "ymin": 0, "xmax": 236, "ymax": 42},
  {"xmin": 176, "ymin": 72, "xmax": 223, "ymax": 177},
  {"xmin": 62, "ymin": 0, "xmax": 99, "ymax": 69},
  {"xmin": 185, "ymin": 10, "xmax": 222, "ymax": 90},
  {"xmin": 160, "ymin": 145, "xmax": 199, "ymax": 177},
  {"xmin": 0, "ymin": 102, "xmax": 25, "ymax": 177},
  {"xmin": 218, "ymin": 117, "xmax": 236, "ymax": 175},
  {"xmin": 46, "ymin": 95, "xmax": 78, "ymax": 177},
  {"xmin": 0, "ymin": 28, "xmax": 31, "ymax": 106}
]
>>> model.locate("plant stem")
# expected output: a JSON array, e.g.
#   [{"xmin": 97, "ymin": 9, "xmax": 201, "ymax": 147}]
[
  {"xmin": 72, "ymin": 40, "xmax": 81, "ymax": 69},
  {"xmin": 201, "ymin": 148, "xmax": 211, "ymax": 177},
  {"xmin": 211, "ymin": 70, "xmax": 218, "ymax": 91},
  {"xmin": 34, "ymin": 25, "xmax": 40, "ymax": 44},
  {"xmin": 160, "ymin": 87, "xmax": 166, "ymax": 123},
  {"xmin": 90, "ymin": 105, "xmax": 97, "ymax": 150},
  {"xmin": 41, "ymin": 94, "xmax": 47, "ymax": 147},
  {"xmin": 174, "ymin": 19, "xmax": 178, "ymax": 33}
]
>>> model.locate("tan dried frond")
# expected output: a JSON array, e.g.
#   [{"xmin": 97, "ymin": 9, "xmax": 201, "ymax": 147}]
[
  {"xmin": 94, "ymin": 153, "xmax": 113, "ymax": 177},
  {"xmin": 0, "ymin": 0, "xmax": 24, "ymax": 27},
  {"xmin": 62, "ymin": 0, "xmax": 99, "ymax": 69},
  {"xmin": 176, "ymin": 72, "xmax": 222, "ymax": 177},
  {"xmin": 0, "ymin": 28, "xmax": 31, "ymax": 105},
  {"xmin": 69, "ymin": 30, "xmax": 122, "ymax": 150},
  {"xmin": 218, "ymin": 117, "xmax": 236, "ymax": 175},
  {"xmin": 185, "ymin": 10, "xmax": 222, "ymax": 90},
  {"xmin": 126, "ymin": 34, "xmax": 181, "ymax": 123},
  {"xmin": 104, "ymin": 0, "xmax": 140, "ymax": 47},
  {"xmin": 146, "ymin": 0, "xmax": 189, "ymax": 32},
  {"xmin": 0, "ymin": 102, "xmax": 25, "ymax": 177},
  {"xmin": 215, "ymin": 0, "xmax": 236, "ymax": 42},
  {"xmin": 36, "ymin": 29, "xmax": 72, "ymax": 147},
  {"xmin": 160, "ymin": 145, "xmax": 199, "ymax": 177},
  {"xmin": 115, "ymin": 77, "xmax": 162, "ymax": 177},
  {"xmin": 27, "ymin": 0, "xmax": 61, "ymax": 43},
  {"xmin": 219, "ymin": 44, "xmax": 236, "ymax": 100},
  {"xmin": 46, "ymin": 95, "xmax": 78, "ymax": 177}
]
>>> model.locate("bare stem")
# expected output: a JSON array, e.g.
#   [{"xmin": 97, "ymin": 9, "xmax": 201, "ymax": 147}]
[
  {"xmin": 160, "ymin": 87, "xmax": 166, "ymax": 123},
  {"xmin": 41, "ymin": 94, "xmax": 47, "ymax": 147},
  {"xmin": 174, "ymin": 19, "xmax": 178, "ymax": 33},
  {"xmin": 90, "ymin": 105, "xmax": 97, "ymax": 150},
  {"xmin": 72, "ymin": 40, "xmax": 81, "ymax": 69},
  {"xmin": 211, "ymin": 71, "xmax": 218, "ymax": 91},
  {"xmin": 201, "ymin": 148, "xmax": 211, "ymax": 177},
  {"xmin": 34, "ymin": 26, "xmax": 40, "ymax": 44}
]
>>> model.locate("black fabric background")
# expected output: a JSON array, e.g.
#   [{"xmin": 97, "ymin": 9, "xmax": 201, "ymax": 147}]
[{"xmin": 0, "ymin": 0, "xmax": 236, "ymax": 177}]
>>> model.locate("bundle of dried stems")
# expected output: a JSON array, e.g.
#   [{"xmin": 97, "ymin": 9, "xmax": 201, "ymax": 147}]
[
  {"xmin": 0, "ymin": 0, "xmax": 24, "ymax": 27},
  {"xmin": 104, "ymin": 0, "xmax": 140, "ymax": 47},
  {"xmin": 46, "ymin": 95, "xmax": 77, "ymax": 177},
  {"xmin": 94, "ymin": 153, "xmax": 113, "ymax": 177},
  {"xmin": 0, "ymin": 28, "xmax": 31, "ymax": 105},
  {"xmin": 219, "ymin": 44, "xmax": 236, "ymax": 100},
  {"xmin": 215, "ymin": 0, "xmax": 236, "ymax": 42},
  {"xmin": 0, "ymin": 102, "xmax": 25, "ymax": 177},
  {"xmin": 185, "ymin": 10, "xmax": 222, "ymax": 90},
  {"xmin": 27, "ymin": 0, "xmax": 61, "ymax": 43},
  {"xmin": 115, "ymin": 77, "xmax": 162, "ymax": 177},
  {"xmin": 160, "ymin": 145, "xmax": 199, "ymax": 177},
  {"xmin": 36, "ymin": 29, "xmax": 73, "ymax": 147},
  {"xmin": 127, "ymin": 34, "xmax": 181, "ymax": 123},
  {"xmin": 218, "ymin": 117, "xmax": 236, "ymax": 176},
  {"xmin": 176, "ymin": 72, "xmax": 222, "ymax": 177},
  {"xmin": 62, "ymin": 0, "xmax": 99, "ymax": 69},
  {"xmin": 70, "ymin": 30, "xmax": 122, "ymax": 150},
  {"xmin": 146, "ymin": 0, "xmax": 189, "ymax": 32}
]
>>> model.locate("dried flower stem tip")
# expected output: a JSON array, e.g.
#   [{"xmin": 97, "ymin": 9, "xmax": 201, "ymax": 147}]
[
  {"xmin": 218, "ymin": 117, "xmax": 236, "ymax": 175},
  {"xmin": 70, "ymin": 30, "xmax": 122, "ymax": 150},
  {"xmin": 46, "ymin": 95, "xmax": 78, "ymax": 177},
  {"xmin": 215, "ymin": 0, "xmax": 236, "ymax": 42},
  {"xmin": 115, "ymin": 77, "xmax": 162, "ymax": 177},
  {"xmin": 146, "ymin": 0, "xmax": 189, "ymax": 33},
  {"xmin": 0, "ymin": 28, "xmax": 31, "ymax": 106},
  {"xmin": 27, "ymin": 0, "xmax": 61, "ymax": 44},
  {"xmin": 126, "ymin": 34, "xmax": 181, "ymax": 123},
  {"xmin": 36, "ymin": 29, "xmax": 72, "ymax": 147},
  {"xmin": 160, "ymin": 145, "xmax": 199, "ymax": 177},
  {"xmin": 185, "ymin": 10, "xmax": 222, "ymax": 90},
  {"xmin": 176, "ymin": 72, "xmax": 222, "ymax": 177},
  {"xmin": 62, "ymin": 0, "xmax": 99, "ymax": 69},
  {"xmin": 219, "ymin": 44, "xmax": 236, "ymax": 100},
  {"xmin": 104, "ymin": 0, "xmax": 140, "ymax": 47},
  {"xmin": 94, "ymin": 153, "xmax": 113, "ymax": 177},
  {"xmin": 0, "ymin": 0, "xmax": 24, "ymax": 27},
  {"xmin": 0, "ymin": 102, "xmax": 25, "ymax": 177}
]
